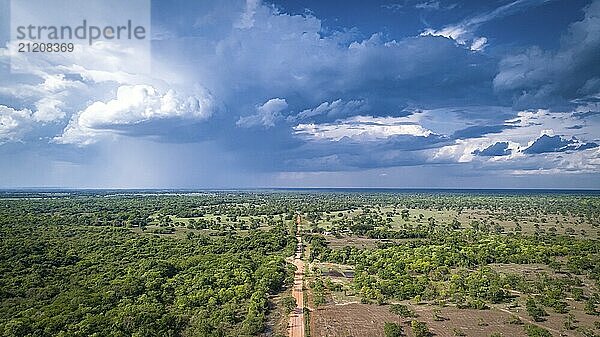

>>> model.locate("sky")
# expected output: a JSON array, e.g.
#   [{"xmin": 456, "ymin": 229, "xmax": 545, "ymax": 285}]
[{"xmin": 0, "ymin": 0, "xmax": 599, "ymax": 189}]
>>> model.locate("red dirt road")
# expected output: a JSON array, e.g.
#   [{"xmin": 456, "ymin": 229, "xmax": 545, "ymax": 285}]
[
  {"xmin": 288, "ymin": 215, "xmax": 305, "ymax": 337},
  {"xmin": 288, "ymin": 239, "xmax": 305, "ymax": 337}
]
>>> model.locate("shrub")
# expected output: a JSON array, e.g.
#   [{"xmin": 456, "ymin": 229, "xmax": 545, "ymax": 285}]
[
  {"xmin": 526, "ymin": 298, "xmax": 548, "ymax": 322},
  {"xmin": 524, "ymin": 324, "xmax": 552, "ymax": 337},
  {"xmin": 384, "ymin": 322, "xmax": 404, "ymax": 337},
  {"xmin": 389, "ymin": 304, "xmax": 417, "ymax": 318},
  {"xmin": 411, "ymin": 320, "xmax": 431, "ymax": 337},
  {"xmin": 281, "ymin": 296, "xmax": 296, "ymax": 314}
]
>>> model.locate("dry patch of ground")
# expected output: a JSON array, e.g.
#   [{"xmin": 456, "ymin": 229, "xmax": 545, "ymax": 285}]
[
  {"xmin": 310, "ymin": 303, "xmax": 534, "ymax": 337},
  {"xmin": 309, "ymin": 299, "xmax": 600, "ymax": 336}
]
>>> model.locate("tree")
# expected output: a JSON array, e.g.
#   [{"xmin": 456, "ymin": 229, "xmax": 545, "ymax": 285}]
[
  {"xmin": 401, "ymin": 210, "xmax": 410, "ymax": 221},
  {"xmin": 524, "ymin": 324, "xmax": 552, "ymax": 337},
  {"xmin": 389, "ymin": 304, "xmax": 417, "ymax": 318},
  {"xmin": 384, "ymin": 322, "xmax": 404, "ymax": 337},
  {"xmin": 411, "ymin": 320, "xmax": 431, "ymax": 337},
  {"xmin": 526, "ymin": 298, "xmax": 548, "ymax": 322},
  {"xmin": 585, "ymin": 298, "xmax": 598, "ymax": 315},
  {"xmin": 281, "ymin": 296, "xmax": 297, "ymax": 315}
]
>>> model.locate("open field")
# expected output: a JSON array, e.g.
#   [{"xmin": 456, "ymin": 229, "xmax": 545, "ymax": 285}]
[
  {"xmin": 302, "ymin": 205, "xmax": 600, "ymax": 239},
  {"xmin": 310, "ymin": 303, "xmax": 531, "ymax": 337},
  {"xmin": 304, "ymin": 259, "xmax": 600, "ymax": 336},
  {"xmin": 310, "ymin": 301, "xmax": 600, "ymax": 336}
]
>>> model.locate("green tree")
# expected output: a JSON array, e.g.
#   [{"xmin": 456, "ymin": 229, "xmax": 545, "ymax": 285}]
[
  {"xmin": 389, "ymin": 304, "xmax": 417, "ymax": 318},
  {"xmin": 384, "ymin": 322, "xmax": 404, "ymax": 337},
  {"xmin": 281, "ymin": 296, "xmax": 297, "ymax": 315},
  {"xmin": 411, "ymin": 320, "xmax": 431, "ymax": 337},
  {"xmin": 524, "ymin": 324, "xmax": 552, "ymax": 337},
  {"xmin": 526, "ymin": 298, "xmax": 548, "ymax": 322},
  {"xmin": 585, "ymin": 298, "xmax": 598, "ymax": 315}
]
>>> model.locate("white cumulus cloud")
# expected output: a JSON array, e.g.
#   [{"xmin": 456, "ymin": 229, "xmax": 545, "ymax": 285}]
[
  {"xmin": 0, "ymin": 105, "xmax": 33, "ymax": 143},
  {"xmin": 33, "ymin": 97, "xmax": 65, "ymax": 122},
  {"xmin": 294, "ymin": 115, "xmax": 435, "ymax": 142},
  {"xmin": 56, "ymin": 85, "xmax": 215, "ymax": 145}
]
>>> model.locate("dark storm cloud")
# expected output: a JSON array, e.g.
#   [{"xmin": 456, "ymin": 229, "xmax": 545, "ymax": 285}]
[
  {"xmin": 493, "ymin": 0, "xmax": 600, "ymax": 109},
  {"xmin": 452, "ymin": 124, "xmax": 516, "ymax": 139},
  {"xmin": 472, "ymin": 141, "xmax": 511, "ymax": 156},
  {"xmin": 523, "ymin": 134, "xmax": 598, "ymax": 154}
]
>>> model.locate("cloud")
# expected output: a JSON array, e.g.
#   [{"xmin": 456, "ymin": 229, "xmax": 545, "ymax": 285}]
[
  {"xmin": 293, "ymin": 99, "xmax": 369, "ymax": 121},
  {"xmin": 420, "ymin": 26, "xmax": 468, "ymax": 42},
  {"xmin": 494, "ymin": 0, "xmax": 600, "ymax": 108},
  {"xmin": 381, "ymin": 3, "xmax": 405, "ymax": 11},
  {"xmin": 0, "ymin": 70, "xmax": 83, "ymax": 124},
  {"xmin": 56, "ymin": 85, "xmax": 215, "ymax": 145},
  {"xmin": 415, "ymin": 1, "xmax": 440, "ymax": 10},
  {"xmin": 523, "ymin": 133, "xmax": 599, "ymax": 154},
  {"xmin": 58, "ymin": 64, "xmax": 144, "ymax": 84},
  {"xmin": 281, "ymin": 105, "xmax": 597, "ymax": 171},
  {"xmin": 429, "ymin": 108, "xmax": 600, "ymax": 168},
  {"xmin": 293, "ymin": 115, "xmax": 435, "ymax": 142},
  {"xmin": 382, "ymin": 1, "xmax": 454, "ymax": 12},
  {"xmin": 1, "ymin": 0, "xmax": 599, "ymax": 186},
  {"xmin": 33, "ymin": 97, "xmax": 65, "ymax": 122},
  {"xmin": 452, "ymin": 124, "xmax": 515, "ymax": 139},
  {"xmin": 283, "ymin": 150, "xmax": 431, "ymax": 171},
  {"xmin": 0, "ymin": 105, "xmax": 33, "ymax": 143},
  {"xmin": 473, "ymin": 141, "xmax": 511, "ymax": 156},
  {"xmin": 0, "ymin": 39, "xmax": 167, "ymax": 138},
  {"xmin": 470, "ymin": 37, "xmax": 488, "ymax": 51},
  {"xmin": 235, "ymin": 0, "xmax": 260, "ymax": 29},
  {"xmin": 2, "ymin": 0, "xmax": 496, "ymax": 147},
  {"xmin": 180, "ymin": 3, "xmax": 498, "ymax": 118},
  {"xmin": 6, "ymin": 39, "xmax": 150, "ymax": 81},
  {"xmin": 421, "ymin": 0, "xmax": 552, "ymax": 49},
  {"xmin": 236, "ymin": 98, "xmax": 288, "ymax": 128}
]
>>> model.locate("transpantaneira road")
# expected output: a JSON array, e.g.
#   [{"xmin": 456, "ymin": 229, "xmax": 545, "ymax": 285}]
[{"xmin": 288, "ymin": 216, "xmax": 305, "ymax": 337}]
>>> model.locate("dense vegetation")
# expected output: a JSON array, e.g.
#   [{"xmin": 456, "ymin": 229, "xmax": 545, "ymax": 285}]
[{"xmin": 0, "ymin": 193, "xmax": 297, "ymax": 336}]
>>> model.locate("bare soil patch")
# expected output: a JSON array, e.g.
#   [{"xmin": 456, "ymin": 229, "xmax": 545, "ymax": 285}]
[{"xmin": 309, "ymin": 302, "xmax": 600, "ymax": 337}]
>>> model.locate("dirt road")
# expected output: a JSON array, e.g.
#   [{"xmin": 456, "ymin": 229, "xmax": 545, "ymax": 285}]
[{"xmin": 288, "ymin": 214, "xmax": 305, "ymax": 337}]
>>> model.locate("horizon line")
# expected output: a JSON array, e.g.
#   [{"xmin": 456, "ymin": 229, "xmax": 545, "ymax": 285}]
[{"xmin": 1, "ymin": 187, "xmax": 599, "ymax": 192}]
